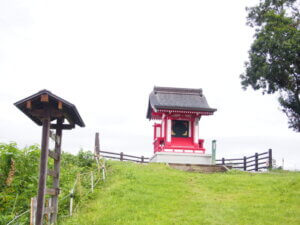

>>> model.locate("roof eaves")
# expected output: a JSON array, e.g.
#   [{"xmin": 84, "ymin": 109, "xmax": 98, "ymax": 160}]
[
  {"xmin": 156, "ymin": 105, "xmax": 217, "ymax": 112},
  {"xmin": 14, "ymin": 89, "xmax": 85, "ymax": 127}
]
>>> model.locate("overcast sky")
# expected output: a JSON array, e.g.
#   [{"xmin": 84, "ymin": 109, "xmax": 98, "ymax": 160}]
[{"xmin": 0, "ymin": 0, "xmax": 299, "ymax": 170}]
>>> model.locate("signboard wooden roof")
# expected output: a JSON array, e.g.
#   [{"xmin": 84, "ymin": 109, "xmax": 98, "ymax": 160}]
[{"xmin": 14, "ymin": 89, "xmax": 85, "ymax": 128}]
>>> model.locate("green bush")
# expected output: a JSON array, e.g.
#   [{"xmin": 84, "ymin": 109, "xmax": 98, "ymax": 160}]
[{"xmin": 0, "ymin": 143, "xmax": 98, "ymax": 224}]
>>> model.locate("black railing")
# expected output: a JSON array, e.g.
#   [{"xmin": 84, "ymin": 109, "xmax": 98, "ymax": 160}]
[
  {"xmin": 99, "ymin": 149, "xmax": 273, "ymax": 171},
  {"xmin": 216, "ymin": 149, "xmax": 272, "ymax": 171},
  {"xmin": 99, "ymin": 150, "xmax": 150, "ymax": 163}
]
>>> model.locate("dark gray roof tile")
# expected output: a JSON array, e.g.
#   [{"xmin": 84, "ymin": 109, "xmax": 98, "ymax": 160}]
[{"xmin": 147, "ymin": 86, "xmax": 216, "ymax": 119}]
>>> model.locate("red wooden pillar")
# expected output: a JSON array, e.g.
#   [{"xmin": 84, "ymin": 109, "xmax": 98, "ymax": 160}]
[{"xmin": 165, "ymin": 116, "xmax": 171, "ymax": 145}]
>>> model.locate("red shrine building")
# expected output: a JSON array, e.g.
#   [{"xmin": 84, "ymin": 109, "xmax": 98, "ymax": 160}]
[{"xmin": 147, "ymin": 86, "xmax": 216, "ymax": 164}]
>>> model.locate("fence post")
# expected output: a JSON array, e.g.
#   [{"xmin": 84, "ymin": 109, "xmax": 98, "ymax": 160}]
[
  {"xmin": 95, "ymin": 157, "xmax": 101, "ymax": 173},
  {"xmin": 102, "ymin": 166, "xmax": 106, "ymax": 181},
  {"xmin": 91, "ymin": 171, "xmax": 94, "ymax": 193},
  {"xmin": 94, "ymin": 132, "xmax": 100, "ymax": 157},
  {"xmin": 141, "ymin": 156, "xmax": 144, "ymax": 163},
  {"xmin": 211, "ymin": 140, "xmax": 216, "ymax": 164},
  {"xmin": 222, "ymin": 158, "xmax": 225, "ymax": 165},
  {"xmin": 69, "ymin": 189, "xmax": 74, "ymax": 216},
  {"xmin": 120, "ymin": 152, "xmax": 123, "ymax": 161},
  {"xmin": 30, "ymin": 197, "xmax": 37, "ymax": 225},
  {"xmin": 45, "ymin": 199, "xmax": 51, "ymax": 225},
  {"xmin": 268, "ymin": 149, "xmax": 272, "ymax": 170},
  {"xmin": 255, "ymin": 153, "xmax": 258, "ymax": 171},
  {"xmin": 243, "ymin": 156, "xmax": 247, "ymax": 171}
]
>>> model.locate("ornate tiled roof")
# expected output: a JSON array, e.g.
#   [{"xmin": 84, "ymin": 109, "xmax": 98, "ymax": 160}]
[{"xmin": 147, "ymin": 86, "xmax": 216, "ymax": 119}]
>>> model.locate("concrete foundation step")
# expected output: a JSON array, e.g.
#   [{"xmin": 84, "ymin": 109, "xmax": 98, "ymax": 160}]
[{"xmin": 168, "ymin": 163, "xmax": 230, "ymax": 173}]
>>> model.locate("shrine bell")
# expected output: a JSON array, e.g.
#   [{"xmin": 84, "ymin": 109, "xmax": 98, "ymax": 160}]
[{"xmin": 147, "ymin": 86, "xmax": 216, "ymax": 164}]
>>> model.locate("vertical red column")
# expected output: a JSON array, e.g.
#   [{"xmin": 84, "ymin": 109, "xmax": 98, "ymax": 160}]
[
  {"xmin": 153, "ymin": 124, "xmax": 157, "ymax": 141},
  {"xmin": 165, "ymin": 116, "xmax": 171, "ymax": 146}
]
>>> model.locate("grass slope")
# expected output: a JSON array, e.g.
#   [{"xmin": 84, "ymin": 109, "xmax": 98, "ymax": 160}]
[{"xmin": 61, "ymin": 161, "xmax": 300, "ymax": 225}]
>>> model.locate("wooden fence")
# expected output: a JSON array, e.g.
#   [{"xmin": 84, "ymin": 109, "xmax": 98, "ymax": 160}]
[
  {"xmin": 216, "ymin": 149, "xmax": 272, "ymax": 171},
  {"xmin": 99, "ymin": 150, "xmax": 150, "ymax": 163},
  {"xmin": 100, "ymin": 149, "xmax": 273, "ymax": 172}
]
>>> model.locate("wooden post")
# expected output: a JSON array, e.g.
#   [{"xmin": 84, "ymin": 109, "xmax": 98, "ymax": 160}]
[
  {"xmin": 45, "ymin": 199, "xmax": 51, "ymax": 225},
  {"xmin": 255, "ymin": 153, "xmax": 258, "ymax": 171},
  {"xmin": 50, "ymin": 119, "xmax": 63, "ymax": 224},
  {"xmin": 91, "ymin": 171, "xmax": 94, "ymax": 193},
  {"xmin": 243, "ymin": 156, "xmax": 247, "ymax": 171},
  {"xmin": 95, "ymin": 132, "xmax": 100, "ymax": 157},
  {"xmin": 268, "ymin": 149, "xmax": 272, "ymax": 170},
  {"xmin": 211, "ymin": 140, "xmax": 216, "ymax": 164},
  {"xmin": 96, "ymin": 157, "xmax": 101, "ymax": 173},
  {"xmin": 102, "ymin": 166, "xmax": 106, "ymax": 181},
  {"xmin": 14, "ymin": 90, "xmax": 85, "ymax": 225},
  {"xmin": 36, "ymin": 115, "xmax": 50, "ymax": 225},
  {"xmin": 69, "ymin": 189, "xmax": 74, "ymax": 216},
  {"xmin": 94, "ymin": 133, "xmax": 101, "ymax": 173},
  {"xmin": 30, "ymin": 197, "xmax": 37, "ymax": 225},
  {"xmin": 222, "ymin": 158, "xmax": 225, "ymax": 165},
  {"xmin": 141, "ymin": 156, "xmax": 144, "ymax": 163},
  {"xmin": 120, "ymin": 152, "xmax": 123, "ymax": 161}
]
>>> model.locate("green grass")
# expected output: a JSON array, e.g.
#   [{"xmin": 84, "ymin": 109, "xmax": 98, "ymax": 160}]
[{"xmin": 61, "ymin": 161, "xmax": 300, "ymax": 225}]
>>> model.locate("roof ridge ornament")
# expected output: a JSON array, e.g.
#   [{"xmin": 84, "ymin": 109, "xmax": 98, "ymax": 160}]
[{"xmin": 154, "ymin": 86, "xmax": 203, "ymax": 96}]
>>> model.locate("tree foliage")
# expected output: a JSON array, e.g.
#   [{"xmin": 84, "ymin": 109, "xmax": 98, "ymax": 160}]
[{"xmin": 241, "ymin": 0, "xmax": 300, "ymax": 131}]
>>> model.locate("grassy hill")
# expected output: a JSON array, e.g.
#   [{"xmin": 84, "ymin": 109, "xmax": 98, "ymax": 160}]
[{"xmin": 61, "ymin": 161, "xmax": 300, "ymax": 225}]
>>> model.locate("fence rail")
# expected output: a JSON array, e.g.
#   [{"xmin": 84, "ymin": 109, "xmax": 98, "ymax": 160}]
[
  {"xmin": 216, "ymin": 149, "xmax": 272, "ymax": 171},
  {"xmin": 100, "ymin": 149, "xmax": 272, "ymax": 171},
  {"xmin": 99, "ymin": 150, "xmax": 150, "ymax": 163}
]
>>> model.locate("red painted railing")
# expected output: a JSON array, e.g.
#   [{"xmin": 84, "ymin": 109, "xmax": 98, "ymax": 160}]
[{"xmin": 153, "ymin": 137, "xmax": 205, "ymax": 153}]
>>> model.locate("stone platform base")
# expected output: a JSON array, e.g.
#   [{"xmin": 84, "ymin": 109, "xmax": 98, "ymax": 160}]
[
  {"xmin": 150, "ymin": 152, "xmax": 212, "ymax": 165},
  {"xmin": 168, "ymin": 163, "xmax": 230, "ymax": 173}
]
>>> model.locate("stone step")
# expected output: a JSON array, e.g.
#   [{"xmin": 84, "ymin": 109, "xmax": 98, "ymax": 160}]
[{"xmin": 168, "ymin": 163, "xmax": 231, "ymax": 173}]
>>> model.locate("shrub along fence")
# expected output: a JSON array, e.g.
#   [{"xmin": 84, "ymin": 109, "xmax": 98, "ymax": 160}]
[
  {"xmin": 2, "ymin": 144, "xmax": 106, "ymax": 225},
  {"xmin": 216, "ymin": 149, "xmax": 273, "ymax": 171},
  {"xmin": 8, "ymin": 159, "xmax": 106, "ymax": 225},
  {"xmin": 99, "ymin": 150, "xmax": 150, "ymax": 163}
]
